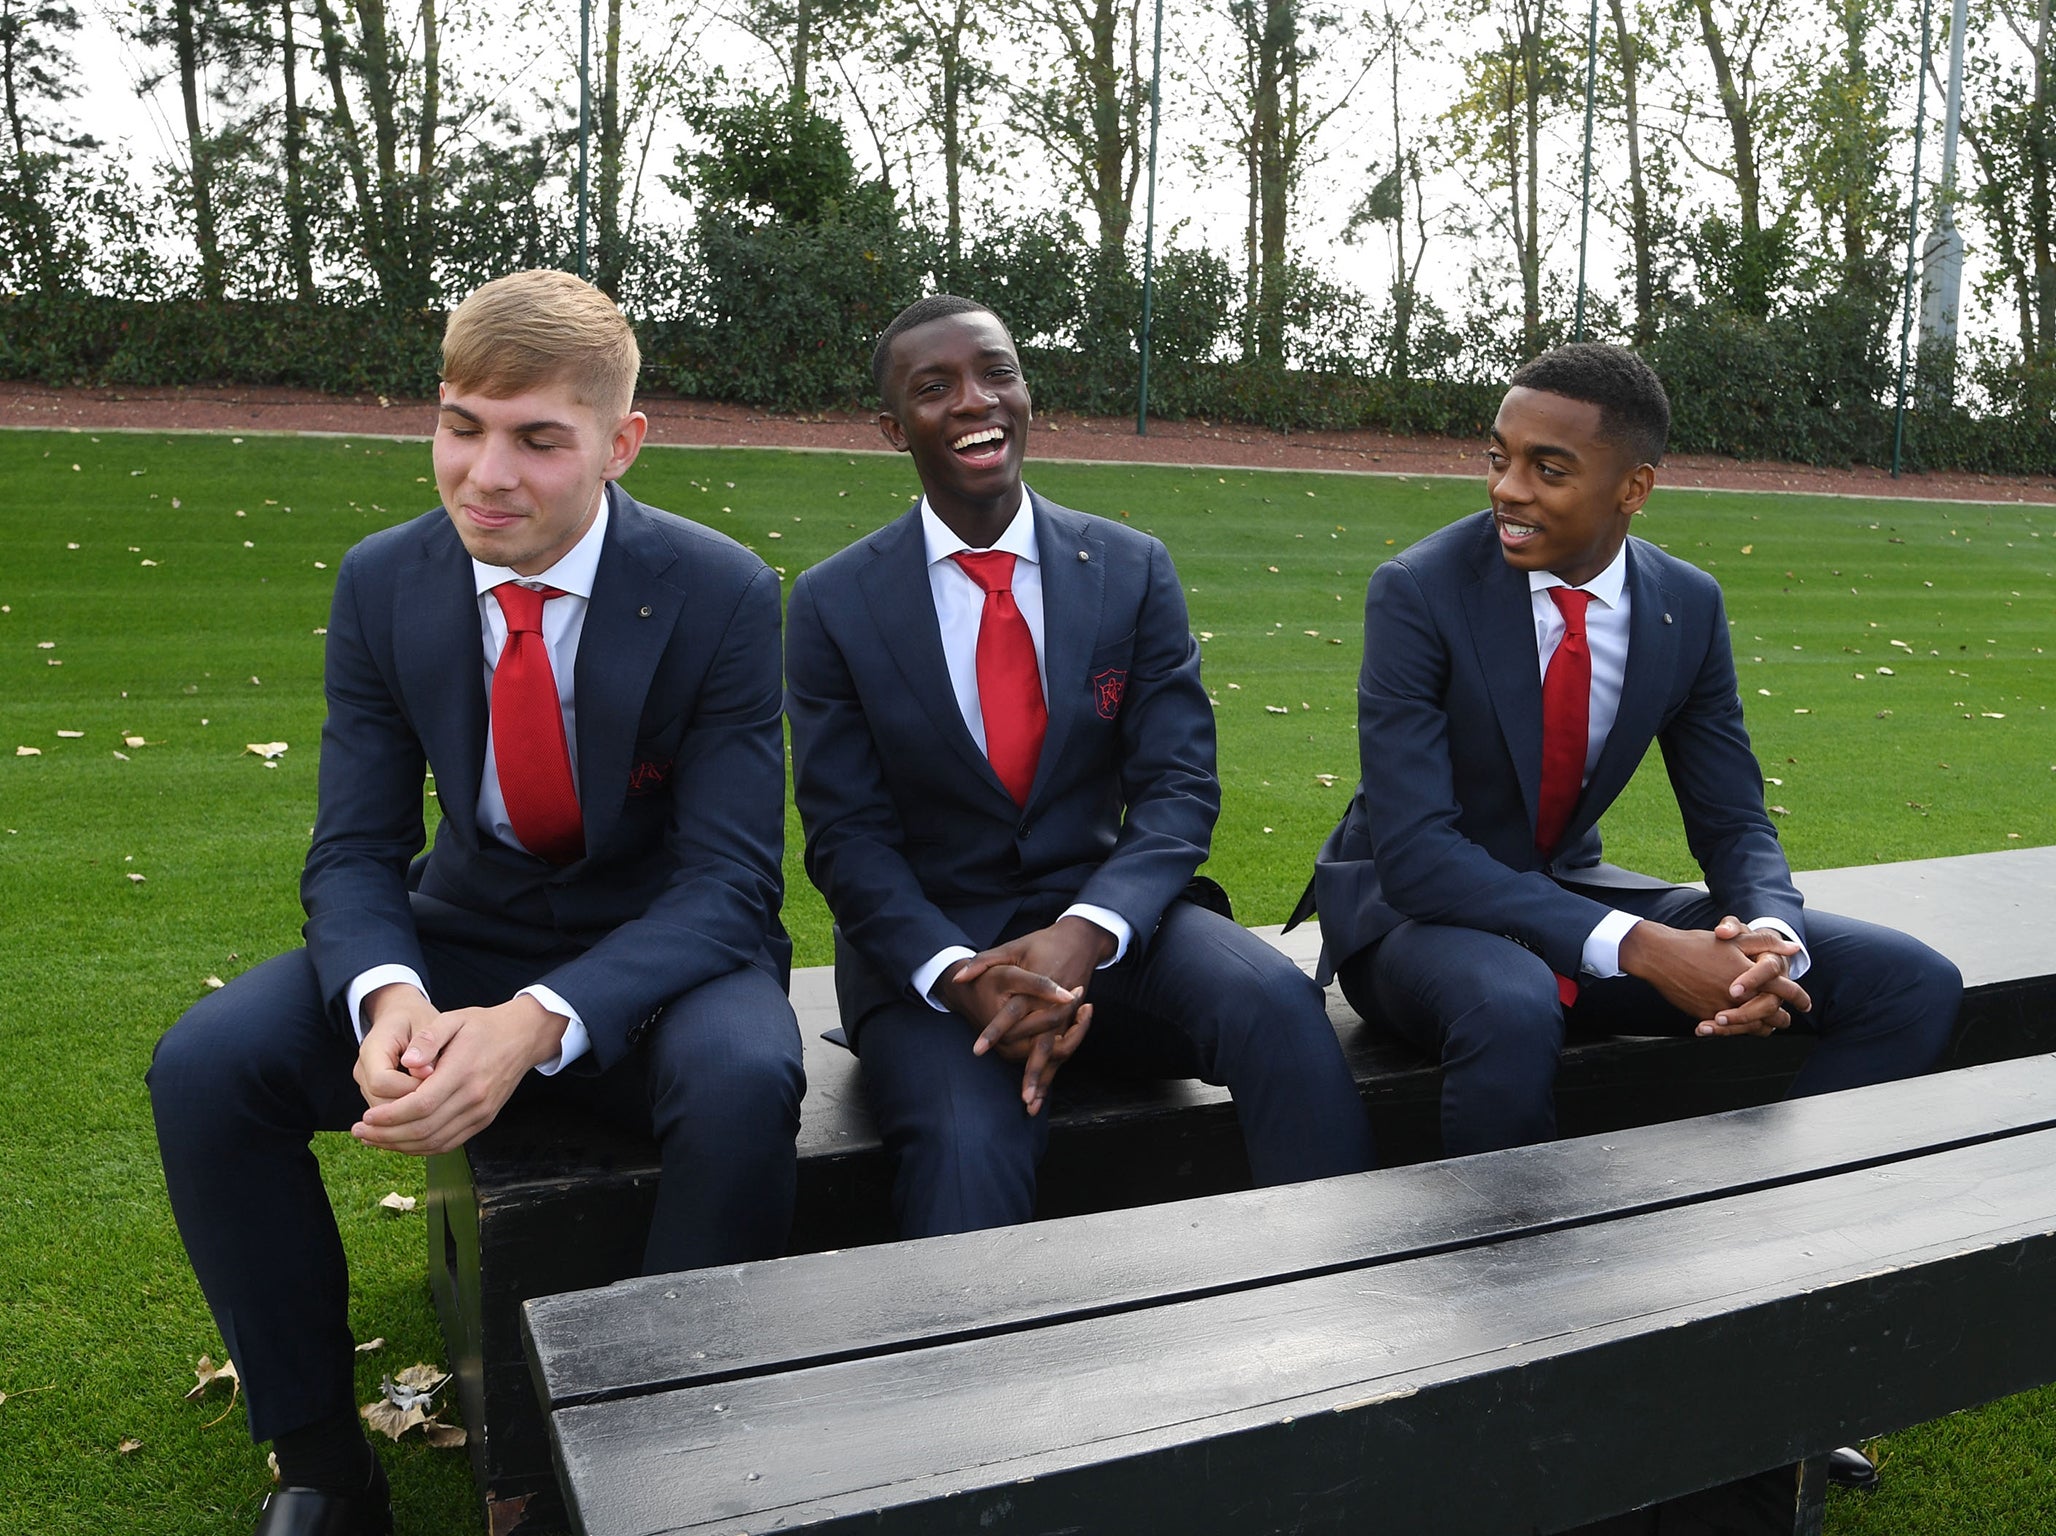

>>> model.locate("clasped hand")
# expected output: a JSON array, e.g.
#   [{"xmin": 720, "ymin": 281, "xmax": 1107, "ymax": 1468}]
[
  {"xmin": 936, "ymin": 915, "xmax": 1115, "ymax": 1117},
  {"xmin": 351, "ymin": 984, "xmax": 569, "ymax": 1155},
  {"xmin": 1619, "ymin": 914, "xmax": 1813, "ymax": 1037}
]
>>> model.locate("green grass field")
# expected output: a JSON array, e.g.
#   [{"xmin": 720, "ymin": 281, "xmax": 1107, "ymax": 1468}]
[{"xmin": 0, "ymin": 427, "xmax": 2049, "ymax": 1534}]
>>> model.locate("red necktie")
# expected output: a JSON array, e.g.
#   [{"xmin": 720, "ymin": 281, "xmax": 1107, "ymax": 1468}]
[
  {"xmin": 951, "ymin": 551, "xmax": 1047, "ymax": 806},
  {"xmin": 1537, "ymin": 586, "xmax": 1592, "ymax": 1008},
  {"xmin": 489, "ymin": 582, "xmax": 584, "ymax": 864}
]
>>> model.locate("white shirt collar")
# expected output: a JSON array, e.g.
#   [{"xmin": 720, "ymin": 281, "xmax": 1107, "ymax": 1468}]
[
  {"xmin": 920, "ymin": 495, "xmax": 1038, "ymax": 567},
  {"xmin": 1528, "ymin": 537, "xmax": 1629, "ymax": 607},
  {"xmin": 471, "ymin": 492, "xmax": 610, "ymax": 599}
]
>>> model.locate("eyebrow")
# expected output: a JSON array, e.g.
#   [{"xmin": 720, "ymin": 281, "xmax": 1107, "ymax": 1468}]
[
  {"xmin": 905, "ymin": 347, "xmax": 1018, "ymax": 378},
  {"xmin": 438, "ymin": 401, "xmax": 578, "ymax": 435},
  {"xmin": 1489, "ymin": 428, "xmax": 1582, "ymax": 462}
]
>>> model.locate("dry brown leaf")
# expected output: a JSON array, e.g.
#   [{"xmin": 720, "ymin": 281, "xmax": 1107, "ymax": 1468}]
[
  {"xmin": 361, "ymin": 1398, "xmax": 428, "ymax": 1441},
  {"xmin": 185, "ymin": 1355, "xmax": 239, "ymax": 1401},
  {"xmin": 118, "ymin": 1437, "xmax": 143, "ymax": 1455},
  {"xmin": 244, "ymin": 742, "xmax": 289, "ymax": 760},
  {"xmin": 422, "ymin": 1421, "xmax": 468, "ymax": 1449},
  {"xmin": 377, "ymin": 1192, "xmax": 417, "ymax": 1214}
]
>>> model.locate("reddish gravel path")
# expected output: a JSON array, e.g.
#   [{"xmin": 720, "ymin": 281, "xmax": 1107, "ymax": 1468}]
[{"xmin": 6, "ymin": 381, "xmax": 2051, "ymax": 505}]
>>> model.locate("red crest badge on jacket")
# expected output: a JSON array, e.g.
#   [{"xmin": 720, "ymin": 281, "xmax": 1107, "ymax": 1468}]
[{"xmin": 1092, "ymin": 667, "xmax": 1127, "ymax": 720}]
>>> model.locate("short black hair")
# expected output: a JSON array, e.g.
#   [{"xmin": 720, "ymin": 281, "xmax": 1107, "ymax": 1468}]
[
  {"xmin": 1509, "ymin": 343, "xmax": 1670, "ymax": 467},
  {"xmin": 871, "ymin": 295, "xmax": 1009, "ymax": 400}
]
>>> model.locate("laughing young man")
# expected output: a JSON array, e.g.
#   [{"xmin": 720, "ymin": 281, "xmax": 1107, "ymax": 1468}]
[
  {"xmin": 784, "ymin": 295, "xmax": 1375, "ymax": 1238},
  {"xmin": 1296, "ymin": 342, "xmax": 1960, "ymax": 1159},
  {"xmin": 149, "ymin": 269, "xmax": 803, "ymax": 1535}
]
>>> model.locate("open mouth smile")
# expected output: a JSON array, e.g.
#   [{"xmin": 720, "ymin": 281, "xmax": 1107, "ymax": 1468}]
[{"xmin": 948, "ymin": 427, "xmax": 1010, "ymax": 467}]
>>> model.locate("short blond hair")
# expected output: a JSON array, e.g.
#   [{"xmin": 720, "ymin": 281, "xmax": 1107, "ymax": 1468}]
[{"xmin": 441, "ymin": 269, "xmax": 640, "ymax": 421}]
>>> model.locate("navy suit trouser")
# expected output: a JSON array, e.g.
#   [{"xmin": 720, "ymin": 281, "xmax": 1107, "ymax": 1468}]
[
  {"xmin": 1336, "ymin": 886, "xmax": 1961, "ymax": 1157},
  {"xmin": 148, "ymin": 940, "xmax": 803, "ymax": 1445},
  {"xmin": 857, "ymin": 899, "xmax": 1377, "ymax": 1239}
]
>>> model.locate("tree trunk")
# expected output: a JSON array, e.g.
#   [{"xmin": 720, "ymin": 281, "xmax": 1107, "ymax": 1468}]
[
  {"xmin": 1609, "ymin": 0, "xmax": 1653, "ymax": 344},
  {"xmin": 1691, "ymin": 0, "xmax": 1766, "ymax": 312},
  {"xmin": 0, "ymin": 0, "xmax": 55, "ymax": 292},
  {"xmin": 793, "ymin": 0, "xmax": 811, "ymax": 107},
  {"xmin": 311, "ymin": 0, "xmax": 388, "ymax": 300},
  {"xmin": 414, "ymin": 0, "xmax": 439, "ymax": 301},
  {"xmin": 1388, "ymin": 29, "xmax": 1411, "ymax": 378},
  {"xmin": 1519, "ymin": 0, "xmax": 1544, "ymax": 355},
  {"xmin": 1088, "ymin": 0, "xmax": 1133, "ymax": 257},
  {"xmin": 596, "ymin": 0, "xmax": 623, "ymax": 294},
  {"xmin": 1251, "ymin": 0, "xmax": 1291, "ymax": 364},
  {"xmin": 173, "ymin": 0, "xmax": 224, "ymax": 299},
  {"xmin": 2032, "ymin": 0, "xmax": 2053, "ymax": 356},
  {"xmin": 281, "ymin": 0, "xmax": 317, "ymax": 303},
  {"xmin": 942, "ymin": 2, "xmax": 966, "ymax": 286}
]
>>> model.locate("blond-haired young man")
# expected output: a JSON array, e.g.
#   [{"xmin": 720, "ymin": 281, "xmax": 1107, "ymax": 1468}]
[{"xmin": 151, "ymin": 270, "xmax": 803, "ymax": 1536}]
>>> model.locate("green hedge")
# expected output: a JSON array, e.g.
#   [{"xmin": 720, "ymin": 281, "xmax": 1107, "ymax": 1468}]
[{"xmin": 2, "ymin": 290, "xmax": 2047, "ymax": 477}]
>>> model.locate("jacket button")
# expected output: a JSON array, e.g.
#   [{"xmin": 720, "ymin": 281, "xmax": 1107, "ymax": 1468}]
[{"xmin": 1017, "ymin": 823, "xmax": 1031, "ymax": 839}]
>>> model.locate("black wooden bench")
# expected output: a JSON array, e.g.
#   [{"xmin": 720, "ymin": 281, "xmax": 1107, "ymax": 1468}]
[
  {"xmin": 529, "ymin": 1054, "xmax": 2056, "ymax": 1535},
  {"xmin": 426, "ymin": 845, "xmax": 2056, "ymax": 1532}
]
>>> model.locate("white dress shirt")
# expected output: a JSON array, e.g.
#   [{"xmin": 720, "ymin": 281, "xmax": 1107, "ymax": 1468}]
[
  {"xmin": 1531, "ymin": 543, "xmax": 1808, "ymax": 980},
  {"xmin": 910, "ymin": 497, "xmax": 1133, "ymax": 1009},
  {"xmin": 343, "ymin": 500, "xmax": 612, "ymax": 1072}
]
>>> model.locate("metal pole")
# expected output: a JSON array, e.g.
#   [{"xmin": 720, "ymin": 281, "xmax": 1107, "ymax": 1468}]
[
  {"xmin": 577, "ymin": 0, "xmax": 592, "ymax": 278},
  {"xmin": 1574, "ymin": 0, "xmax": 1600, "ymax": 339},
  {"xmin": 1891, "ymin": 0, "xmax": 1933, "ymax": 477},
  {"xmin": 1136, "ymin": 0, "xmax": 1165, "ymax": 436}
]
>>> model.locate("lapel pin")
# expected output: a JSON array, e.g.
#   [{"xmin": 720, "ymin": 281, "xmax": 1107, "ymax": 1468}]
[
  {"xmin": 638, "ymin": 605, "xmax": 653, "ymax": 618},
  {"xmin": 1662, "ymin": 612, "xmax": 1673, "ymax": 624},
  {"xmin": 1077, "ymin": 550, "xmax": 1090, "ymax": 562}
]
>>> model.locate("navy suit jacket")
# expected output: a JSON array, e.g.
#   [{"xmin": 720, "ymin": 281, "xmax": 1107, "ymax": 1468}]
[
  {"xmin": 785, "ymin": 490, "xmax": 1217, "ymax": 1035},
  {"xmin": 299, "ymin": 483, "xmax": 789, "ymax": 1070},
  {"xmin": 1300, "ymin": 509, "xmax": 1803, "ymax": 979}
]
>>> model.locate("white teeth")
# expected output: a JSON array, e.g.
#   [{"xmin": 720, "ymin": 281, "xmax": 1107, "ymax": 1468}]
[
  {"xmin": 952, "ymin": 427, "xmax": 1004, "ymax": 450},
  {"xmin": 1503, "ymin": 522, "xmax": 1539, "ymax": 535}
]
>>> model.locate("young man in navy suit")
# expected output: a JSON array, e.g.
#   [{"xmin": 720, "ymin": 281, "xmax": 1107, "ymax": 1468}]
[
  {"xmin": 785, "ymin": 295, "xmax": 1375, "ymax": 1238},
  {"xmin": 150, "ymin": 270, "xmax": 803, "ymax": 1536},
  {"xmin": 1298, "ymin": 343, "xmax": 1959, "ymax": 1160}
]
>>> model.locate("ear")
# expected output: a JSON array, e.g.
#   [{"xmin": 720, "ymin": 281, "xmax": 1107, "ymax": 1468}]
[
  {"xmin": 1619, "ymin": 461, "xmax": 1656, "ymax": 517},
  {"xmin": 600, "ymin": 410, "xmax": 649, "ymax": 482},
  {"xmin": 877, "ymin": 410, "xmax": 910, "ymax": 453}
]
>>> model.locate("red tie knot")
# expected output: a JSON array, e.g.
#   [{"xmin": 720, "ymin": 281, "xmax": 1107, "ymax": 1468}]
[
  {"xmin": 1548, "ymin": 585, "xmax": 1591, "ymax": 635},
  {"xmin": 492, "ymin": 582, "xmax": 569, "ymax": 635},
  {"xmin": 951, "ymin": 550, "xmax": 1017, "ymax": 594}
]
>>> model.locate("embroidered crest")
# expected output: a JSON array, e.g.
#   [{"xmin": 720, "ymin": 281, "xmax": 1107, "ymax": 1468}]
[
  {"xmin": 1092, "ymin": 667, "xmax": 1127, "ymax": 720},
  {"xmin": 627, "ymin": 758, "xmax": 673, "ymax": 796}
]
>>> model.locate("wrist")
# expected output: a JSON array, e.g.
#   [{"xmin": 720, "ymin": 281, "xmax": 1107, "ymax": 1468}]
[
  {"xmin": 513, "ymin": 994, "xmax": 571, "ymax": 1067},
  {"xmin": 1053, "ymin": 913, "xmax": 1118, "ymax": 968},
  {"xmin": 364, "ymin": 981, "xmax": 427, "ymax": 1030}
]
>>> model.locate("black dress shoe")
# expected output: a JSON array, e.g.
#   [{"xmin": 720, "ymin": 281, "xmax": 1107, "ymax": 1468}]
[
  {"xmin": 1826, "ymin": 1445, "xmax": 1880, "ymax": 1492},
  {"xmin": 253, "ymin": 1454, "xmax": 393, "ymax": 1535}
]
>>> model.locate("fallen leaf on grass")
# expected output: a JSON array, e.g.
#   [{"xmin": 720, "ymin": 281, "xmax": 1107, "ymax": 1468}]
[
  {"xmin": 1314, "ymin": 774, "xmax": 1339, "ymax": 787},
  {"xmin": 203, "ymin": 976, "xmax": 225, "ymax": 989},
  {"xmin": 36, "ymin": 641, "xmax": 54, "ymax": 649},
  {"xmin": 378, "ymin": 1192, "xmax": 417, "ymax": 1214},
  {"xmin": 355, "ymin": 1338, "xmax": 386, "ymax": 1354},
  {"xmin": 127, "ymin": 873, "xmax": 146, "ymax": 883},
  {"xmin": 186, "ymin": 1355, "xmax": 241, "ymax": 1426},
  {"xmin": 1264, "ymin": 705, "xmax": 1289, "ymax": 715},
  {"xmin": 423, "ymin": 1421, "xmax": 468, "ymax": 1448},
  {"xmin": 0, "ymin": 1385, "xmax": 54, "ymax": 1407},
  {"xmin": 124, "ymin": 735, "xmax": 146, "ymax": 747},
  {"xmin": 1767, "ymin": 805, "xmax": 1791, "ymax": 816},
  {"xmin": 244, "ymin": 742, "xmax": 289, "ymax": 760},
  {"xmin": 362, "ymin": 1366, "xmax": 454, "ymax": 1442},
  {"xmin": 57, "ymin": 730, "xmax": 83, "ymax": 738},
  {"xmin": 118, "ymin": 1438, "xmax": 143, "ymax": 1455},
  {"xmin": 16, "ymin": 746, "xmax": 40, "ymax": 757},
  {"xmin": 113, "ymin": 750, "xmax": 130, "ymax": 761}
]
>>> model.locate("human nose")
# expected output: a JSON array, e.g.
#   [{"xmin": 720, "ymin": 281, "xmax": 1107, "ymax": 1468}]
[
  {"xmin": 470, "ymin": 431, "xmax": 521, "ymax": 489},
  {"xmin": 948, "ymin": 373, "xmax": 998, "ymax": 413}
]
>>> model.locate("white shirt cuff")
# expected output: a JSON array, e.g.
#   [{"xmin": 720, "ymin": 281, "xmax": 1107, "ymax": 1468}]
[
  {"xmin": 519, "ymin": 984, "xmax": 588, "ymax": 1073},
  {"xmin": 1747, "ymin": 917, "xmax": 1811, "ymax": 980},
  {"xmin": 1580, "ymin": 910, "xmax": 1643, "ymax": 979},
  {"xmin": 912, "ymin": 946, "xmax": 979, "ymax": 1012},
  {"xmin": 1061, "ymin": 903, "xmax": 1133, "ymax": 966},
  {"xmin": 346, "ymin": 965, "xmax": 429, "ymax": 1043}
]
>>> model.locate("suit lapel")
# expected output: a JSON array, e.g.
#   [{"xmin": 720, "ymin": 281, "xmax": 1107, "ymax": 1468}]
[
  {"xmin": 574, "ymin": 486, "xmax": 683, "ymax": 858},
  {"xmin": 1457, "ymin": 517, "xmax": 1547, "ymax": 836},
  {"xmin": 856, "ymin": 505, "xmax": 1011, "ymax": 799},
  {"xmin": 1024, "ymin": 492, "xmax": 1104, "ymax": 807},
  {"xmin": 395, "ymin": 516, "xmax": 488, "ymax": 844},
  {"xmin": 1579, "ymin": 537, "xmax": 1678, "ymax": 818}
]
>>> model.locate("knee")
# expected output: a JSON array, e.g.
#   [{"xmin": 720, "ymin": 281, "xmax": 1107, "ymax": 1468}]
[
  {"xmin": 646, "ymin": 1007, "xmax": 804, "ymax": 1137},
  {"xmin": 1440, "ymin": 960, "xmax": 1564, "ymax": 1062}
]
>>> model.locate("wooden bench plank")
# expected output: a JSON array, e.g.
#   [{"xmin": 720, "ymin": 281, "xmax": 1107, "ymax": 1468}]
[
  {"xmin": 547, "ymin": 1122, "xmax": 2056, "ymax": 1536},
  {"xmin": 524, "ymin": 1052, "xmax": 2056, "ymax": 1411}
]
